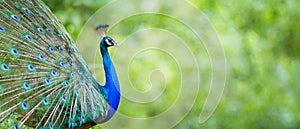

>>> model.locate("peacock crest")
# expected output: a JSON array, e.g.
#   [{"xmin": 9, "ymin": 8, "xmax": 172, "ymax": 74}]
[{"xmin": 0, "ymin": 0, "xmax": 120, "ymax": 128}]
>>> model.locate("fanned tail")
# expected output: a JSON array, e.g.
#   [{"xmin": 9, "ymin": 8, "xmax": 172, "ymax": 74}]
[{"xmin": 0, "ymin": 0, "xmax": 108, "ymax": 128}]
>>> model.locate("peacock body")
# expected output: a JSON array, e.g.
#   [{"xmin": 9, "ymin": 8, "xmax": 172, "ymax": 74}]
[{"xmin": 0, "ymin": 0, "xmax": 120, "ymax": 128}]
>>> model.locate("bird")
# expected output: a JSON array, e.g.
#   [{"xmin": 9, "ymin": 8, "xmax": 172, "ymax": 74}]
[{"xmin": 0, "ymin": 0, "xmax": 120, "ymax": 129}]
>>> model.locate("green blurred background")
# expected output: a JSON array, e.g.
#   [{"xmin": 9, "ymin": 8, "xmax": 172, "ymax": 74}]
[
  {"xmin": 10, "ymin": 0, "xmax": 300, "ymax": 128},
  {"xmin": 43, "ymin": 0, "xmax": 299, "ymax": 129}
]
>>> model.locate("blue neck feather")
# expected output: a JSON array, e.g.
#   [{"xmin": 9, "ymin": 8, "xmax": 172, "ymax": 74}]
[{"xmin": 99, "ymin": 39, "xmax": 120, "ymax": 123}]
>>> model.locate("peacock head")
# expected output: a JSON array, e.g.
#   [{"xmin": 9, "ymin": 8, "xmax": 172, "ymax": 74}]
[
  {"xmin": 95, "ymin": 24, "xmax": 119, "ymax": 48},
  {"xmin": 102, "ymin": 36, "xmax": 119, "ymax": 47}
]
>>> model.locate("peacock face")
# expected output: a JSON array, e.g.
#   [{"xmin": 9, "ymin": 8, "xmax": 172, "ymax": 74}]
[{"xmin": 102, "ymin": 36, "xmax": 119, "ymax": 47}]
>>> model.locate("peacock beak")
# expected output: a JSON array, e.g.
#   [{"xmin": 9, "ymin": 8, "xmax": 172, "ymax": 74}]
[{"xmin": 113, "ymin": 42, "xmax": 120, "ymax": 47}]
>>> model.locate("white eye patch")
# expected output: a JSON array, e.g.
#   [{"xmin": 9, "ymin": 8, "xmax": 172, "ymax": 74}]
[{"xmin": 105, "ymin": 39, "xmax": 112, "ymax": 45}]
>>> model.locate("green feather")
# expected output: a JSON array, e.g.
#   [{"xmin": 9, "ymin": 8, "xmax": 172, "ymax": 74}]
[{"xmin": 0, "ymin": 0, "xmax": 109, "ymax": 128}]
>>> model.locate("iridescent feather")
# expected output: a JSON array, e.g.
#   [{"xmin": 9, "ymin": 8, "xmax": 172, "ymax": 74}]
[{"xmin": 0, "ymin": 0, "xmax": 120, "ymax": 128}]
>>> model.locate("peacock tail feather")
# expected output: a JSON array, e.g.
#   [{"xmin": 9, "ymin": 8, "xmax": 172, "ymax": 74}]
[{"xmin": 0, "ymin": 0, "xmax": 118, "ymax": 128}]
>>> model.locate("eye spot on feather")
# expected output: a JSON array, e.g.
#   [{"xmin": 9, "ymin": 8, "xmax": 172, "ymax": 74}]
[
  {"xmin": 1, "ymin": 63, "xmax": 9, "ymax": 72},
  {"xmin": 62, "ymin": 95, "xmax": 66, "ymax": 101},
  {"xmin": 27, "ymin": 64, "xmax": 35, "ymax": 72},
  {"xmin": 38, "ymin": 54, "xmax": 46, "ymax": 61},
  {"xmin": 50, "ymin": 70, "xmax": 57, "ymax": 77},
  {"xmin": 37, "ymin": 27, "xmax": 45, "ymax": 34},
  {"xmin": 43, "ymin": 98, "xmax": 49, "ymax": 105},
  {"xmin": 70, "ymin": 72, "xmax": 74, "ymax": 78},
  {"xmin": 68, "ymin": 59, "xmax": 73, "ymax": 66},
  {"xmin": 49, "ymin": 122, "xmax": 53, "ymax": 129},
  {"xmin": 58, "ymin": 46, "xmax": 64, "ymax": 53},
  {"xmin": 58, "ymin": 34, "xmax": 64, "ymax": 40},
  {"xmin": 49, "ymin": 47, "xmax": 55, "ymax": 53},
  {"xmin": 59, "ymin": 61, "xmax": 66, "ymax": 68},
  {"xmin": 22, "ymin": 7, "xmax": 31, "ymax": 14},
  {"xmin": 23, "ymin": 102, "xmax": 27, "ymax": 108},
  {"xmin": 46, "ymin": 28, "xmax": 53, "ymax": 34},
  {"xmin": 22, "ymin": 82, "xmax": 30, "ymax": 90},
  {"xmin": 10, "ymin": 14, "xmax": 20, "ymax": 22},
  {"xmin": 67, "ymin": 49, "xmax": 72, "ymax": 54},
  {"xmin": 21, "ymin": 101, "xmax": 28, "ymax": 110},
  {"xmin": 14, "ymin": 124, "xmax": 19, "ymax": 129},
  {"xmin": 64, "ymin": 80, "xmax": 70, "ymax": 87},
  {"xmin": 0, "ymin": 26, "xmax": 6, "ymax": 33},
  {"xmin": 43, "ymin": 98, "xmax": 48, "ymax": 103},
  {"xmin": 24, "ymin": 34, "xmax": 34, "ymax": 42},
  {"xmin": 10, "ymin": 48, "xmax": 19, "ymax": 57},
  {"xmin": 44, "ymin": 77, "xmax": 51, "ymax": 85}
]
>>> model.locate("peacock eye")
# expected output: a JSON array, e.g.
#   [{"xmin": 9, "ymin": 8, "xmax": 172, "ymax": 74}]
[
  {"xmin": 23, "ymin": 82, "xmax": 30, "ymax": 90},
  {"xmin": 64, "ymin": 80, "xmax": 70, "ymax": 87},
  {"xmin": 44, "ymin": 78, "xmax": 51, "ymax": 85},
  {"xmin": 10, "ymin": 14, "xmax": 20, "ymax": 21},
  {"xmin": 14, "ymin": 124, "xmax": 19, "ymax": 129},
  {"xmin": 62, "ymin": 95, "xmax": 66, "ymax": 101},
  {"xmin": 59, "ymin": 61, "xmax": 66, "ymax": 67},
  {"xmin": 27, "ymin": 64, "xmax": 35, "ymax": 72},
  {"xmin": 0, "ymin": 26, "xmax": 5, "ymax": 33},
  {"xmin": 49, "ymin": 47, "xmax": 55, "ymax": 53},
  {"xmin": 38, "ymin": 54, "xmax": 46, "ymax": 61},
  {"xmin": 25, "ymin": 34, "xmax": 33, "ymax": 41},
  {"xmin": 58, "ymin": 46, "xmax": 64, "ymax": 53},
  {"xmin": 22, "ymin": 7, "xmax": 31, "ymax": 14},
  {"xmin": 1, "ymin": 63, "xmax": 9, "ymax": 71},
  {"xmin": 70, "ymin": 72, "xmax": 74, "ymax": 78},
  {"xmin": 10, "ymin": 48, "xmax": 19, "ymax": 56},
  {"xmin": 46, "ymin": 28, "xmax": 53, "ymax": 34},
  {"xmin": 43, "ymin": 98, "xmax": 48, "ymax": 105},
  {"xmin": 50, "ymin": 69, "xmax": 57, "ymax": 77},
  {"xmin": 68, "ymin": 59, "xmax": 73, "ymax": 65},
  {"xmin": 21, "ymin": 102, "xmax": 28, "ymax": 110},
  {"xmin": 37, "ymin": 27, "xmax": 44, "ymax": 34}
]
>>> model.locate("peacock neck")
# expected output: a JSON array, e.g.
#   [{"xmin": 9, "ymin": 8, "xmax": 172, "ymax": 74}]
[{"xmin": 99, "ymin": 43, "xmax": 120, "ymax": 122}]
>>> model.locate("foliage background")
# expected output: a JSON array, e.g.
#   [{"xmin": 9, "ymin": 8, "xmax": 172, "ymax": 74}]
[
  {"xmin": 44, "ymin": 0, "xmax": 299, "ymax": 129},
  {"xmin": 2, "ymin": 0, "xmax": 299, "ymax": 129}
]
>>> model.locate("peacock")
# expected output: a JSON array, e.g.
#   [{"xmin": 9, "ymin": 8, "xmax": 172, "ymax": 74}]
[{"xmin": 0, "ymin": 0, "xmax": 120, "ymax": 129}]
